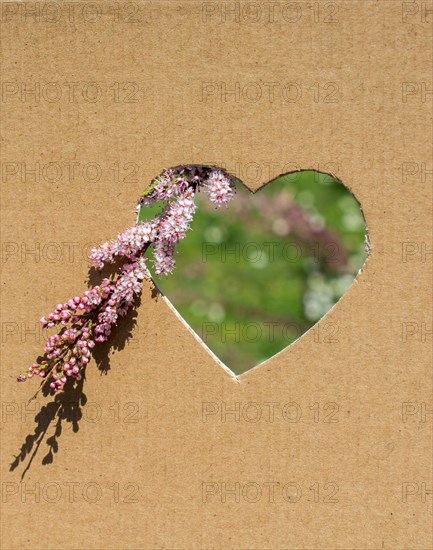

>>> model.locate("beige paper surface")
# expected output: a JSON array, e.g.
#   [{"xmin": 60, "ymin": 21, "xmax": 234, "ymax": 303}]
[{"xmin": 1, "ymin": 1, "xmax": 432, "ymax": 548}]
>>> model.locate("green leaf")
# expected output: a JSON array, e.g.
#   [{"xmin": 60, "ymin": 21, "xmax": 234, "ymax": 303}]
[
  {"xmin": 141, "ymin": 180, "xmax": 158, "ymax": 197},
  {"xmin": 137, "ymin": 202, "xmax": 164, "ymax": 224}
]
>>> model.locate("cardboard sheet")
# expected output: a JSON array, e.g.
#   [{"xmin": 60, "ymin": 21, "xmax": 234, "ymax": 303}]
[{"xmin": 1, "ymin": 1, "xmax": 432, "ymax": 548}]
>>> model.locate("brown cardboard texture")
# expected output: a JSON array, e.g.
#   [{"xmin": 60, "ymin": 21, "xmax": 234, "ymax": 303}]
[{"xmin": 1, "ymin": 1, "xmax": 432, "ymax": 549}]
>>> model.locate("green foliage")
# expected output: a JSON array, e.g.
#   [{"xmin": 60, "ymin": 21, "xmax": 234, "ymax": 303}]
[{"xmin": 144, "ymin": 171, "xmax": 367, "ymax": 374}]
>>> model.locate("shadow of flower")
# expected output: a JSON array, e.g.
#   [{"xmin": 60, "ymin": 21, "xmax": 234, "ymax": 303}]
[{"xmin": 10, "ymin": 271, "xmax": 151, "ymax": 478}]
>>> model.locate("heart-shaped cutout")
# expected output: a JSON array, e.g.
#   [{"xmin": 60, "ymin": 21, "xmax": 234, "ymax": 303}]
[{"xmin": 141, "ymin": 169, "xmax": 368, "ymax": 375}]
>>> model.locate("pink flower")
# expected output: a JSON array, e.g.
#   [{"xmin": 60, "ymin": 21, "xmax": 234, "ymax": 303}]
[
  {"xmin": 157, "ymin": 188, "xmax": 197, "ymax": 244},
  {"xmin": 90, "ymin": 222, "xmax": 156, "ymax": 269},
  {"xmin": 18, "ymin": 165, "xmax": 235, "ymax": 393},
  {"xmin": 204, "ymin": 170, "xmax": 235, "ymax": 207},
  {"xmin": 153, "ymin": 240, "xmax": 176, "ymax": 275}
]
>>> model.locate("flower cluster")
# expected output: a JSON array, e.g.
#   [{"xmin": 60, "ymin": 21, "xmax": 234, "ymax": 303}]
[
  {"xmin": 153, "ymin": 186, "xmax": 197, "ymax": 274},
  {"xmin": 18, "ymin": 166, "xmax": 236, "ymax": 393},
  {"xmin": 89, "ymin": 223, "xmax": 156, "ymax": 270},
  {"xmin": 138, "ymin": 168, "xmax": 189, "ymax": 207},
  {"xmin": 18, "ymin": 256, "xmax": 150, "ymax": 392},
  {"xmin": 204, "ymin": 169, "xmax": 235, "ymax": 206},
  {"xmin": 137, "ymin": 165, "xmax": 234, "ymax": 210}
]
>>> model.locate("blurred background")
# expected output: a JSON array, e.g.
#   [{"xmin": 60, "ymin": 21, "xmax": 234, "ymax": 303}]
[{"xmin": 143, "ymin": 170, "xmax": 367, "ymax": 374}]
